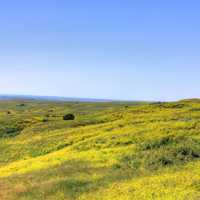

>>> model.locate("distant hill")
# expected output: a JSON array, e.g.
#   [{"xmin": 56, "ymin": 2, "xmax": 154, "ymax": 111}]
[{"xmin": 0, "ymin": 94, "xmax": 113, "ymax": 102}]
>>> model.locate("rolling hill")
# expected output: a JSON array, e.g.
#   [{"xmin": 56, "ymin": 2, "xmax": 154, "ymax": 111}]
[{"xmin": 0, "ymin": 99, "xmax": 200, "ymax": 200}]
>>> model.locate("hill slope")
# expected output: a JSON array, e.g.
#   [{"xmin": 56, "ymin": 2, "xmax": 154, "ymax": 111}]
[{"xmin": 0, "ymin": 99, "xmax": 200, "ymax": 200}]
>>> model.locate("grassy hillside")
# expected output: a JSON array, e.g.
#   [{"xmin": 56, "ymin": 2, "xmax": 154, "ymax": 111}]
[{"xmin": 0, "ymin": 99, "xmax": 200, "ymax": 200}]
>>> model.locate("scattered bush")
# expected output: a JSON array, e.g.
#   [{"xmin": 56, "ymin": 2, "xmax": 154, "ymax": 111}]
[
  {"xmin": 118, "ymin": 136, "xmax": 200, "ymax": 171},
  {"xmin": 161, "ymin": 103, "xmax": 186, "ymax": 109},
  {"xmin": 42, "ymin": 118, "xmax": 48, "ymax": 122},
  {"xmin": 0, "ymin": 125, "xmax": 24, "ymax": 138},
  {"xmin": 140, "ymin": 136, "xmax": 174, "ymax": 150},
  {"xmin": 63, "ymin": 114, "xmax": 75, "ymax": 120},
  {"xmin": 17, "ymin": 103, "xmax": 26, "ymax": 107}
]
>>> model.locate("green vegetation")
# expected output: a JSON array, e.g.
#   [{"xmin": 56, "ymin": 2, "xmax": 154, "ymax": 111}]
[
  {"xmin": 63, "ymin": 113, "xmax": 75, "ymax": 120},
  {"xmin": 0, "ymin": 99, "xmax": 200, "ymax": 199}
]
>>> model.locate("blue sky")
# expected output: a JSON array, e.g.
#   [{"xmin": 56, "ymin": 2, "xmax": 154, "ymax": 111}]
[{"xmin": 0, "ymin": 0, "xmax": 200, "ymax": 101}]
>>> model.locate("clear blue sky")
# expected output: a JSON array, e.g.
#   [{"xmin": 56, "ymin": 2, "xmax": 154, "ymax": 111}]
[{"xmin": 0, "ymin": 0, "xmax": 200, "ymax": 101}]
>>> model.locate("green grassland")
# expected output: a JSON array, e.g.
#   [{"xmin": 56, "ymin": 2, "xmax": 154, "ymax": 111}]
[{"xmin": 0, "ymin": 99, "xmax": 200, "ymax": 200}]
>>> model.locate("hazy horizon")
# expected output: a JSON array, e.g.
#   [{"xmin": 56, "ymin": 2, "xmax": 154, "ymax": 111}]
[
  {"xmin": 0, "ymin": 93, "xmax": 198, "ymax": 103},
  {"xmin": 1, "ymin": 1, "xmax": 200, "ymax": 101}
]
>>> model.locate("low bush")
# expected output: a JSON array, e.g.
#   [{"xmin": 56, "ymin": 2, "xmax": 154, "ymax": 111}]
[
  {"xmin": 63, "ymin": 114, "xmax": 75, "ymax": 120},
  {"xmin": 0, "ymin": 126, "xmax": 23, "ymax": 138},
  {"xmin": 118, "ymin": 136, "xmax": 200, "ymax": 171},
  {"xmin": 17, "ymin": 103, "xmax": 26, "ymax": 107}
]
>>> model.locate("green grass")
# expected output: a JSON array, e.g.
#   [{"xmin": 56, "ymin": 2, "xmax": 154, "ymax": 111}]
[{"xmin": 0, "ymin": 99, "xmax": 200, "ymax": 199}]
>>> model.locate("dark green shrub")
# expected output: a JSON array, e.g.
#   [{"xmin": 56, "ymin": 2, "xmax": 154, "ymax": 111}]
[
  {"xmin": 63, "ymin": 114, "xmax": 75, "ymax": 120},
  {"xmin": 42, "ymin": 118, "xmax": 48, "ymax": 122},
  {"xmin": 17, "ymin": 103, "xmax": 26, "ymax": 107},
  {"xmin": 0, "ymin": 126, "xmax": 23, "ymax": 138}
]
